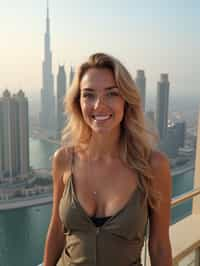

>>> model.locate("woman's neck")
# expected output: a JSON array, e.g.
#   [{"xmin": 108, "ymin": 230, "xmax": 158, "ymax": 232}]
[{"xmin": 82, "ymin": 128, "xmax": 122, "ymax": 161}]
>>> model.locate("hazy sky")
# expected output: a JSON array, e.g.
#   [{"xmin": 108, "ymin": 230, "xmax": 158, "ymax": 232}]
[{"xmin": 0, "ymin": 0, "xmax": 199, "ymax": 101}]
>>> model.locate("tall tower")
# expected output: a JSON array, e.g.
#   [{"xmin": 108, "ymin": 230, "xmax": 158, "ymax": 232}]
[
  {"xmin": 68, "ymin": 65, "xmax": 75, "ymax": 88},
  {"xmin": 156, "ymin": 73, "xmax": 170, "ymax": 141},
  {"xmin": 40, "ymin": 1, "xmax": 55, "ymax": 135},
  {"xmin": 0, "ymin": 90, "xmax": 29, "ymax": 179},
  {"xmin": 57, "ymin": 65, "xmax": 67, "ymax": 139},
  {"xmin": 14, "ymin": 90, "xmax": 30, "ymax": 176},
  {"xmin": 135, "ymin": 70, "xmax": 146, "ymax": 112}
]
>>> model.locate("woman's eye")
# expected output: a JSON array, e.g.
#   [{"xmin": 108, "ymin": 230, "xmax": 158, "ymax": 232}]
[
  {"xmin": 107, "ymin": 91, "xmax": 119, "ymax": 97},
  {"xmin": 82, "ymin": 93, "xmax": 94, "ymax": 98}
]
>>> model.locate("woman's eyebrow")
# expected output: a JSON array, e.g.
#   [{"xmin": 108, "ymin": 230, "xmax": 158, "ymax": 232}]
[{"xmin": 82, "ymin": 86, "xmax": 118, "ymax": 92}]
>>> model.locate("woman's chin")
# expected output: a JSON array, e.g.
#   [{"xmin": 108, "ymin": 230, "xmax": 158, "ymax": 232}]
[{"xmin": 90, "ymin": 125, "xmax": 112, "ymax": 135}]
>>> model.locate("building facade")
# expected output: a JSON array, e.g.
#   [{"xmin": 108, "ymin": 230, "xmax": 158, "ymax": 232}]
[
  {"xmin": 57, "ymin": 65, "xmax": 67, "ymax": 139},
  {"xmin": 135, "ymin": 70, "xmax": 146, "ymax": 112},
  {"xmin": 156, "ymin": 73, "xmax": 170, "ymax": 141},
  {"xmin": 0, "ymin": 90, "xmax": 29, "ymax": 179},
  {"xmin": 68, "ymin": 65, "xmax": 75, "ymax": 88}
]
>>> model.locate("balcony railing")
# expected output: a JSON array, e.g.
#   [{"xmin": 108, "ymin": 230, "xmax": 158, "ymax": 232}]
[
  {"xmin": 143, "ymin": 186, "xmax": 200, "ymax": 266},
  {"xmin": 171, "ymin": 187, "xmax": 200, "ymax": 207}
]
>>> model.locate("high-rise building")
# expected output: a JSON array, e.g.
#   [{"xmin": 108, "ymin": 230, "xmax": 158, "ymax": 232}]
[
  {"xmin": 135, "ymin": 70, "xmax": 146, "ymax": 112},
  {"xmin": 193, "ymin": 111, "xmax": 200, "ymax": 214},
  {"xmin": 158, "ymin": 121, "xmax": 186, "ymax": 158},
  {"xmin": 161, "ymin": 124, "xmax": 180, "ymax": 158},
  {"xmin": 146, "ymin": 110, "xmax": 156, "ymax": 132},
  {"xmin": 174, "ymin": 121, "xmax": 186, "ymax": 148},
  {"xmin": 156, "ymin": 73, "xmax": 170, "ymax": 141},
  {"xmin": 40, "ymin": 2, "xmax": 55, "ymax": 134},
  {"xmin": 57, "ymin": 65, "xmax": 67, "ymax": 138},
  {"xmin": 68, "ymin": 65, "xmax": 75, "ymax": 88},
  {"xmin": 0, "ymin": 90, "xmax": 29, "ymax": 179}
]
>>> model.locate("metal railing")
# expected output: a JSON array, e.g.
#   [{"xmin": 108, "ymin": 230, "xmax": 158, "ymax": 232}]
[
  {"xmin": 171, "ymin": 186, "xmax": 200, "ymax": 207},
  {"xmin": 143, "ymin": 186, "xmax": 200, "ymax": 266}
]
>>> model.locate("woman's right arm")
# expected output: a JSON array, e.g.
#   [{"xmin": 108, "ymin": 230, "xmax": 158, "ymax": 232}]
[{"xmin": 43, "ymin": 147, "xmax": 70, "ymax": 266}]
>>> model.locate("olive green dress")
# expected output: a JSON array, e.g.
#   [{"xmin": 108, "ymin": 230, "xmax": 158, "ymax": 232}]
[{"xmin": 56, "ymin": 171, "xmax": 148, "ymax": 266}]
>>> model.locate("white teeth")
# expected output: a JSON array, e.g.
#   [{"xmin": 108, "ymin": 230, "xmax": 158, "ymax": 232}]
[{"xmin": 93, "ymin": 115, "xmax": 112, "ymax": 121}]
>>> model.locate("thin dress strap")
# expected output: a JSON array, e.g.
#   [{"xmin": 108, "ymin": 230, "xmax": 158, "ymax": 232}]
[
  {"xmin": 70, "ymin": 147, "xmax": 75, "ymax": 175},
  {"xmin": 61, "ymin": 147, "xmax": 75, "ymax": 199}
]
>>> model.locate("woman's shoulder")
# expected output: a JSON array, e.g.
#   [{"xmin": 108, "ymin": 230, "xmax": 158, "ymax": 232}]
[
  {"xmin": 149, "ymin": 149, "xmax": 171, "ymax": 191},
  {"xmin": 52, "ymin": 146, "xmax": 73, "ymax": 178},
  {"xmin": 149, "ymin": 149, "xmax": 169, "ymax": 169}
]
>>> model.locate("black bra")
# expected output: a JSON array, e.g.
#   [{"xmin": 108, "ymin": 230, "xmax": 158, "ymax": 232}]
[{"xmin": 90, "ymin": 216, "xmax": 112, "ymax": 227}]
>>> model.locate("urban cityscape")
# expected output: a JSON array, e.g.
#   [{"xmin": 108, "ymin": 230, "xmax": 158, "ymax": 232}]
[{"xmin": 0, "ymin": 1, "xmax": 199, "ymax": 266}]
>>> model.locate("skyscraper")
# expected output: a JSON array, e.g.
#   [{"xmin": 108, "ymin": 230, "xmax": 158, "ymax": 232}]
[
  {"xmin": 156, "ymin": 73, "xmax": 170, "ymax": 141},
  {"xmin": 174, "ymin": 121, "xmax": 186, "ymax": 148},
  {"xmin": 0, "ymin": 90, "xmax": 29, "ymax": 179},
  {"xmin": 135, "ymin": 70, "xmax": 146, "ymax": 112},
  {"xmin": 193, "ymin": 111, "xmax": 200, "ymax": 214},
  {"xmin": 146, "ymin": 110, "xmax": 156, "ymax": 133},
  {"xmin": 57, "ymin": 65, "xmax": 67, "ymax": 138},
  {"xmin": 40, "ymin": 2, "xmax": 55, "ymax": 134},
  {"xmin": 68, "ymin": 65, "xmax": 75, "ymax": 88}
]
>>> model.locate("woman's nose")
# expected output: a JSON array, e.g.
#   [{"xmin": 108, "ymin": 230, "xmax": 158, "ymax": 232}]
[{"xmin": 94, "ymin": 96, "xmax": 106, "ymax": 109}]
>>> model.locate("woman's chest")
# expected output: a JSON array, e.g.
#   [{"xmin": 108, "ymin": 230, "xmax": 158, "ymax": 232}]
[{"xmin": 71, "ymin": 161, "xmax": 139, "ymax": 217}]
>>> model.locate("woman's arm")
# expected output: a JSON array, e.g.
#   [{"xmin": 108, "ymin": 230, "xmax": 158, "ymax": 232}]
[
  {"xmin": 148, "ymin": 151, "xmax": 173, "ymax": 266},
  {"xmin": 43, "ymin": 147, "xmax": 70, "ymax": 266}
]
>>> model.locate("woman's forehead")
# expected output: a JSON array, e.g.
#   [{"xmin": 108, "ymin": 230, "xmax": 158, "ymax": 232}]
[{"xmin": 80, "ymin": 68, "xmax": 116, "ymax": 90}]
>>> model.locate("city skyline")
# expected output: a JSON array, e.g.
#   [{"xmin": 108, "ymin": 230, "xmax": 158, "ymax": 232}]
[{"xmin": 0, "ymin": 0, "xmax": 199, "ymax": 102}]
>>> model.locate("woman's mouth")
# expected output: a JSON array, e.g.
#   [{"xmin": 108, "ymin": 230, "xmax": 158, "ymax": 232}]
[{"xmin": 92, "ymin": 114, "xmax": 113, "ymax": 121}]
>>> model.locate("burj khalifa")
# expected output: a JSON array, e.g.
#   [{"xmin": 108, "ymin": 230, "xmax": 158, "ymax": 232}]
[{"xmin": 40, "ymin": 2, "xmax": 55, "ymax": 135}]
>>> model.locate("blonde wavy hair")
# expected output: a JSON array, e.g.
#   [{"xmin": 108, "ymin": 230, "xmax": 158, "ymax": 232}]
[{"xmin": 61, "ymin": 53, "xmax": 160, "ymax": 209}]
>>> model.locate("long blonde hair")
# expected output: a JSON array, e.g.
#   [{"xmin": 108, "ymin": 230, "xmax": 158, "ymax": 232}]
[{"xmin": 61, "ymin": 53, "xmax": 160, "ymax": 209}]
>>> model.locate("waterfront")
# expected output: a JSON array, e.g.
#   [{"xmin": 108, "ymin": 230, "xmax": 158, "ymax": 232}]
[
  {"xmin": 29, "ymin": 137, "xmax": 59, "ymax": 170},
  {"xmin": 0, "ymin": 138, "xmax": 195, "ymax": 266}
]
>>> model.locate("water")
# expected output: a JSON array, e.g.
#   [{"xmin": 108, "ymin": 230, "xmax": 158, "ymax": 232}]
[
  {"xmin": 0, "ymin": 204, "xmax": 51, "ymax": 266},
  {"xmin": 171, "ymin": 169, "xmax": 194, "ymax": 224},
  {"xmin": 29, "ymin": 138, "xmax": 59, "ymax": 169},
  {"xmin": 0, "ymin": 138, "xmax": 195, "ymax": 266},
  {"xmin": 0, "ymin": 138, "xmax": 58, "ymax": 266}
]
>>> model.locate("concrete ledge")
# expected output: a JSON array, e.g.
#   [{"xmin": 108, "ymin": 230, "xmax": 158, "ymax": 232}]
[
  {"xmin": 170, "ymin": 214, "xmax": 200, "ymax": 264},
  {"xmin": 141, "ymin": 214, "xmax": 200, "ymax": 265},
  {"xmin": 0, "ymin": 195, "xmax": 52, "ymax": 210}
]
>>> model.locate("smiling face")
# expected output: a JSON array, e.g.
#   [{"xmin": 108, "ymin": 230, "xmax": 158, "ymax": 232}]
[{"xmin": 79, "ymin": 68, "xmax": 125, "ymax": 135}]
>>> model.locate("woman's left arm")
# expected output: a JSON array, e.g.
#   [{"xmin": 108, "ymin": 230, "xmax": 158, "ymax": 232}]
[{"xmin": 148, "ymin": 151, "xmax": 173, "ymax": 266}]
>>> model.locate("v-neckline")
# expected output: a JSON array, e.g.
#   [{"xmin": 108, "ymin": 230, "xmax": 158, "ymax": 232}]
[{"xmin": 69, "ymin": 173, "xmax": 139, "ymax": 229}]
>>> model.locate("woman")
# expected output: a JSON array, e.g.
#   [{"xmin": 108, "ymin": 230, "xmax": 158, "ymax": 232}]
[{"xmin": 43, "ymin": 53, "xmax": 172, "ymax": 266}]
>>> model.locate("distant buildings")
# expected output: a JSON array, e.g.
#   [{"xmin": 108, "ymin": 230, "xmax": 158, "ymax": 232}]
[
  {"xmin": 146, "ymin": 111, "xmax": 155, "ymax": 128},
  {"xmin": 174, "ymin": 121, "xmax": 186, "ymax": 148},
  {"xmin": 68, "ymin": 65, "xmax": 75, "ymax": 88},
  {"xmin": 39, "ymin": 3, "xmax": 55, "ymax": 135},
  {"xmin": 135, "ymin": 70, "xmax": 146, "ymax": 112},
  {"xmin": 145, "ymin": 110, "xmax": 156, "ymax": 133},
  {"xmin": 193, "ymin": 111, "xmax": 200, "ymax": 214},
  {"xmin": 159, "ymin": 121, "xmax": 186, "ymax": 158},
  {"xmin": 57, "ymin": 65, "xmax": 67, "ymax": 139},
  {"xmin": 134, "ymin": 71, "xmax": 188, "ymax": 158},
  {"xmin": 39, "ymin": 3, "xmax": 75, "ymax": 138},
  {"xmin": 156, "ymin": 73, "xmax": 170, "ymax": 141},
  {"xmin": 154, "ymin": 74, "xmax": 189, "ymax": 158},
  {"xmin": 0, "ymin": 90, "xmax": 29, "ymax": 179}
]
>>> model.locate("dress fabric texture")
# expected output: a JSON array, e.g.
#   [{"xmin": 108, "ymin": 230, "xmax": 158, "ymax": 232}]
[{"xmin": 56, "ymin": 155, "xmax": 148, "ymax": 266}]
